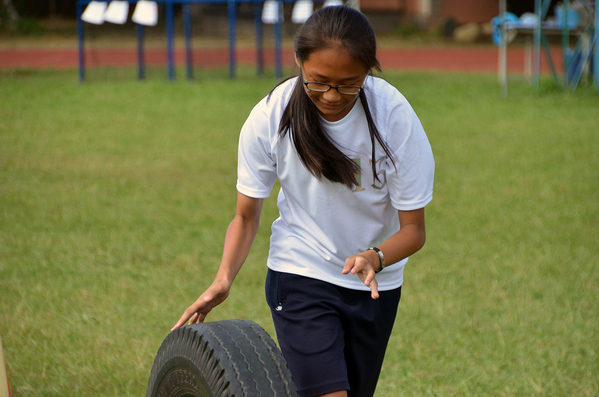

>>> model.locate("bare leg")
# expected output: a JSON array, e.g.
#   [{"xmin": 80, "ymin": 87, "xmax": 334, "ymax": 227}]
[{"xmin": 317, "ymin": 391, "xmax": 347, "ymax": 397}]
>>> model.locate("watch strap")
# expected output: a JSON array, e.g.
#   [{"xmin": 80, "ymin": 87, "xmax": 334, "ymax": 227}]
[{"xmin": 368, "ymin": 246, "xmax": 386, "ymax": 273}]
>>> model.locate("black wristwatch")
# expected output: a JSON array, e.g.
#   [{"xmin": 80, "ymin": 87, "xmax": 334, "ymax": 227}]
[{"xmin": 368, "ymin": 246, "xmax": 386, "ymax": 273}]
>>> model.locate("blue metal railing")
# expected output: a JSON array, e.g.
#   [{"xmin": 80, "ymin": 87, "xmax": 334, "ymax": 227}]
[{"xmin": 76, "ymin": 0, "xmax": 298, "ymax": 82}]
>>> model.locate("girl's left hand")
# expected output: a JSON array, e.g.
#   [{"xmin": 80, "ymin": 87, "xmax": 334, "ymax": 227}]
[{"xmin": 342, "ymin": 253, "xmax": 379, "ymax": 299}]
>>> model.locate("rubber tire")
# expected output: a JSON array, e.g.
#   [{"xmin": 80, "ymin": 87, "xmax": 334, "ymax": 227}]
[{"xmin": 146, "ymin": 319, "xmax": 298, "ymax": 397}]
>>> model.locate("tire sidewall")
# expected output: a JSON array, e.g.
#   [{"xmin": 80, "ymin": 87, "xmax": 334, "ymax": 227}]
[{"xmin": 150, "ymin": 357, "xmax": 214, "ymax": 397}]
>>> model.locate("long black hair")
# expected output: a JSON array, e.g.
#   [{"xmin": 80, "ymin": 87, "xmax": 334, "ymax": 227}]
[{"xmin": 274, "ymin": 5, "xmax": 395, "ymax": 190}]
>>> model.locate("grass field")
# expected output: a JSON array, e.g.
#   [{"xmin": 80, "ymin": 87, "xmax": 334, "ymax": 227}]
[{"xmin": 1, "ymin": 67, "xmax": 598, "ymax": 396}]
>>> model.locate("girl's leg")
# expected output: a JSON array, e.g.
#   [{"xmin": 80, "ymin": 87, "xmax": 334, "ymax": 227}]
[
  {"xmin": 340, "ymin": 286, "xmax": 402, "ymax": 397},
  {"xmin": 318, "ymin": 392, "xmax": 347, "ymax": 397},
  {"xmin": 265, "ymin": 270, "xmax": 350, "ymax": 397},
  {"xmin": 265, "ymin": 269, "xmax": 402, "ymax": 397}
]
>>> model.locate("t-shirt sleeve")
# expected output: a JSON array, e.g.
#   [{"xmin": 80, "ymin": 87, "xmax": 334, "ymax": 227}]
[
  {"xmin": 384, "ymin": 103, "xmax": 435, "ymax": 211},
  {"xmin": 236, "ymin": 99, "xmax": 278, "ymax": 198}
]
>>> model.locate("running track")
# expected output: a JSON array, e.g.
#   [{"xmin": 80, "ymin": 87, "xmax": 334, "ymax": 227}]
[{"xmin": 0, "ymin": 46, "xmax": 564, "ymax": 75}]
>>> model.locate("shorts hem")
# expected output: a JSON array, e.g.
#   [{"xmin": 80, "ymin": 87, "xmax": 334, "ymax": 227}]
[{"xmin": 298, "ymin": 381, "xmax": 349, "ymax": 397}]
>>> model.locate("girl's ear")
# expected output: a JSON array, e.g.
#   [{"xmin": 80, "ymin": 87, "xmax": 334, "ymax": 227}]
[{"xmin": 294, "ymin": 54, "xmax": 301, "ymax": 69}]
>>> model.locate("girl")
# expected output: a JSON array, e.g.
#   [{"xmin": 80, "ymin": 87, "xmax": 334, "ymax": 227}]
[{"xmin": 172, "ymin": 6, "xmax": 435, "ymax": 397}]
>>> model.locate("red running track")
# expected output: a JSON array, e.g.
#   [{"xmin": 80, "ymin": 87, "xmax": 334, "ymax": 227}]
[{"xmin": 0, "ymin": 46, "xmax": 564, "ymax": 75}]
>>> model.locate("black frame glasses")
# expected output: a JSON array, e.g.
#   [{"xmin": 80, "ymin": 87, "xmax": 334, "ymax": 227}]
[{"xmin": 301, "ymin": 70, "xmax": 364, "ymax": 96}]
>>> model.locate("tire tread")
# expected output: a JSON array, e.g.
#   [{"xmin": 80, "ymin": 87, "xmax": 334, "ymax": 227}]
[{"xmin": 147, "ymin": 319, "xmax": 298, "ymax": 397}]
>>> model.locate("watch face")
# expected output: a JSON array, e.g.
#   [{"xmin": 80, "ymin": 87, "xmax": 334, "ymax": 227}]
[{"xmin": 369, "ymin": 247, "xmax": 384, "ymax": 272}]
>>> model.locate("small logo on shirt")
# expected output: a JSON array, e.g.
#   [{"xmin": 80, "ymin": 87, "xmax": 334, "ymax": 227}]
[{"xmin": 352, "ymin": 156, "xmax": 388, "ymax": 192}]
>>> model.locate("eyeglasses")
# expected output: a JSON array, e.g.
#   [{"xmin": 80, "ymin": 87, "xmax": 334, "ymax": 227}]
[{"xmin": 301, "ymin": 70, "xmax": 363, "ymax": 96}]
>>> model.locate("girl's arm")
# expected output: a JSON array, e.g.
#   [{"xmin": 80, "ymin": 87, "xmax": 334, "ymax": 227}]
[
  {"xmin": 172, "ymin": 192, "xmax": 264, "ymax": 330},
  {"xmin": 343, "ymin": 208, "xmax": 426, "ymax": 299}
]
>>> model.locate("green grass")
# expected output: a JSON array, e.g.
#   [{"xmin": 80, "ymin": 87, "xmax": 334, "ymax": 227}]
[{"xmin": 1, "ymin": 68, "xmax": 598, "ymax": 396}]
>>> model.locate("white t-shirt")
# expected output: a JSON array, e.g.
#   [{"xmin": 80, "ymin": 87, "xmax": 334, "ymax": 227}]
[{"xmin": 236, "ymin": 76, "xmax": 434, "ymax": 291}]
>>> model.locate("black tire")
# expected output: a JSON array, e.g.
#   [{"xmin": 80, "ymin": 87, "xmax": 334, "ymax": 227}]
[{"xmin": 146, "ymin": 319, "xmax": 298, "ymax": 397}]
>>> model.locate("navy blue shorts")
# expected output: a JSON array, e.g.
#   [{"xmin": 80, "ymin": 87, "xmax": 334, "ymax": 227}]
[{"xmin": 265, "ymin": 269, "xmax": 401, "ymax": 397}]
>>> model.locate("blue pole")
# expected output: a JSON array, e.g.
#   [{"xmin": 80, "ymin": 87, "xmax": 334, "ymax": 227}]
[
  {"xmin": 255, "ymin": 1, "xmax": 264, "ymax": 76},
  {"xmin": 77, "ymin": 1, "xmax": 85, "ymax": 82},
  {"xmin": 137, "ymin": 24, "xmax": 145, "ymax": 80},
  {"xmin": 184, "ymin": 2, "xmax": 193, "ymax": 80},
  {"xmin": 595, "ymin": 0, "xmax": 599, "ymax": 88},
  {"xmin": 166, "ymin": 0, "xmax": 176, "ymax": 81},
  {"xmin": 228, "ymin": 0, "xmax": 236, "ymax": 79},
  {"xmin": 533, "ymin": 0, "xmax": 541, "ymax": 87},
  {"xmin": 274, "ymin": 0, "xmax": 283, "ymax": 79},
  {"xmin": 562, "ymin": 0, "xmax": 570, "ymax": 88}
]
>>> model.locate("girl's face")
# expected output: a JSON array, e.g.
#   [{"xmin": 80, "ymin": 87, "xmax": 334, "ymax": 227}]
[{"xmin": 297, "ymin": 45, "xmax": 369, "ymax": 122}]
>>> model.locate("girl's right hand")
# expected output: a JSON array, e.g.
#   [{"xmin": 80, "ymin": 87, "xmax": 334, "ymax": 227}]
[
  {"xmin": 171, "ymin": 193, "xmax": 264, "ymax": 332},
  {"xmin": 171, "ymin": 280, "xmax": 231, "ymax": 331}
]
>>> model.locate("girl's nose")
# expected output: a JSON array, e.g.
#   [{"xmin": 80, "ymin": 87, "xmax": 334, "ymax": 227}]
[{"xmin": 322, "ymin": 88, "xmax": 342, "ymax": 102}]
